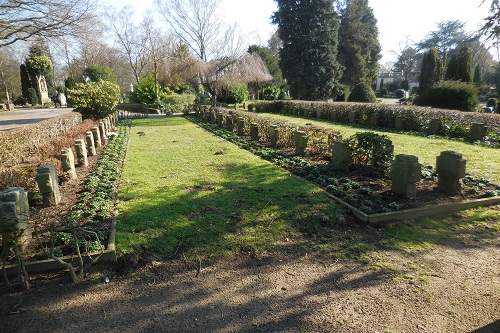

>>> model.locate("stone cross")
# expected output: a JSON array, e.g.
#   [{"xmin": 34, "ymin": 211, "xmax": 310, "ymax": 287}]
[
  {"xmin": 294, "ymin": 130, "xmax": 308, "ymax": 156},
  {"xmin": 331, "ymin": 142, "xmax": 352, "ymax": 171},
  {"xmin": 436, "ymin": 151, "xmax": 466, "ymax": 195},
  {"xmin": 269, "ymin": 125, "xmax": 279, "ymax": 148},
  {"xmin": 391, "ymin": 155, "xmax": 421, "ymax": 199},
  {"xmin": 36, "ymin": 164, "xmax": 61, "ymax": 207},
  {"xmin": 86, "ymin": 131, "xmax": 97, "ymax": 156},
  {"xmin": 250, "ymin": 123, "xmax": 259, "ymax": 141},
  {"xmin": 75, "ymin": 139, "xmax": 88, "ymax": 167},
  {"xmin": 60, "ymin": 148, "xmax": 77, "ymax": 179},
  {"xmin": 91, "ymin": 127, "xmax": 102, "ymax": 148}
]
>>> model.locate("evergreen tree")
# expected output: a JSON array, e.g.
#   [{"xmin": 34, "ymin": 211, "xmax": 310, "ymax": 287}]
[
  {"xmin": 339, "ymin": 0, "xmax": 381, "ymax": 86},
  {"xmin": 419, "ymin": 48, "xmax": 443, "ymax": 93},
  {"xmin": 273, "ymin": 0, "xmax": 343, "ymax": 100},
  {"xmin": 473, "ymin": 65, "xmax": 482, "ymax": 85},
  {"xmin": 445, "ymin": 45, "xmax": 473, "ymax": 82},
  {"xmin": 19, "ymin": 64, "xmax": 32, "ymax": 99}
]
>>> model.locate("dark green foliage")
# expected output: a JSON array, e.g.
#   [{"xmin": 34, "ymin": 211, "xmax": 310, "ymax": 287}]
[
  {"xmin": 65, "ymin": 77, "xmax": 78, "ymax": 90},
  {"xmin": 417, "ymin": 20, "xmax": 467, "ymax": 56},
  {"xmin": 129, "ymin": 74, "xmax": 161, "ymax": 105},
  {"xmin": 20, "ymin": 64, "xmax": 31, "ymax": 99},
  {"xmin": 474, "ymin": 65, "xmax": 482, "ymax": 84},
  {"xmin": 339, "ymin": 0, "xmax": 381, "ymax": 85},
  {"xmin": 336, "ymin": 85, "xmax": 351, "ymax": 101},
  {"xmin": 25, "ymin": 55, "xmax": 53, "ymax": 77},
  {"xmin": 445, "ymin": 45, "xmax": 473, "ymax": 82},
  {"xmin": 417, "ymin": 80, "xmax": 479, "ymax": 111},
  {"xmin": 346, "ymin": 132, "xmax": 394, "ymax": 174},
  {"xmin": 261, "ymin": 84, "xmax": 282, "ymax": 100},
  {"xmin": 27, "ymin": 87, "xmax": 39, "ymax": 105},
  {"xmin": 273, "ymin": 0, "xmax": 343, "ymax": 100},
  {"xmin": 348, "ymin": 82, "xmax": 376, "ymax": 103},
  {"xmin": 83, "ymin": 65, "xmax": 116, "ymax": 83},
  {"xmin": 419, "ymin": 48, "xmax": 443, "ymax": 93},
  {"xmin": 496, "ymin": 64, "xmax": 500, "ymax": 96},
  {"xmin": 220, "ymin": 83, "xmax": 249, "ymax": 104}
]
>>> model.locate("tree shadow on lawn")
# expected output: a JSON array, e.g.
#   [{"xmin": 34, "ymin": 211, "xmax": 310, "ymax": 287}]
[{"xmin": 117, "ymin": 159, "xmax": 499, "ymax": 264}]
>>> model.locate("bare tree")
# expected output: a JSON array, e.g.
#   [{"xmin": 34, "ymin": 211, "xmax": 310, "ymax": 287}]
[
  {"xmin": 0, "ymin": 0, "xmax": 95, "ymax": 48},
  {"xmin": 156, "ymin": 0, "xmax": 223, "ymax": 61}
]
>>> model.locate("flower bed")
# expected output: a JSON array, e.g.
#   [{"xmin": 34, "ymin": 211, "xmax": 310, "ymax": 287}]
[
  {"xmin": 248, "ymin": 100, "xmax": 500, "ymax": 147},
  {"xmin": 191, "ymin": 107, "xmax": 500, "ymax": 221}
]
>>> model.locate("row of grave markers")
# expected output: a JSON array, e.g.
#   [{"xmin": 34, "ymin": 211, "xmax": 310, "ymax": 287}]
[
  {"xmin": 200, "ymin": 108, "xmax": 469, "ymax": 200},
  {"xmin": 0, "ymin": 114, "xmax": 118, "ymax": 251}
]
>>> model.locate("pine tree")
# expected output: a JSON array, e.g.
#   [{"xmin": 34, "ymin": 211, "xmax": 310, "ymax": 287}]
[
  {"xmin": 419, "ymin": 48, "xmax": 442, "ymax": 93},
  {"xmin": 445, "ymin": 45, "xmax": 473, "ymax": 82},
  {"xmin": 273, "ymin": 0, "xmax": 343, "ymax": 100},
  {"xmin": 339, "ymin": 0, "xmax": 381, "ymax": 86}
]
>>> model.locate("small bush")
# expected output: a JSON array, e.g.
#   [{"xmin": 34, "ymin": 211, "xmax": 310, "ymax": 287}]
[
  {"xmin": 83, "ymin": 65, "xmax": 116, "ymax": 83},
  {"xmin": 220, "ymin": 83, "xmax": 249, "ymax": 104},
  {"xmin": 261, "ymin": 84, "xmax": 282, "ymax": 100},
  {"xmin": 348, "ymin": 82, "xmax": 377, "ymax": 103},
  {"xmin": 68, "ymin": 81, "xmax": 120, "ymax": 119},
  {"xmin": 346, "ymin": 132, "xmax": 394, "ymax": 174},
  {"xmin": 129, "ymin": 74, "xmax": 162, "ymax": 105},
  {"xmin": 417, "ymin": 80, "xmax": 479, "ymax": 112},
  {"xmin": 28, "ymin": 87, "xmax": 39, "ymax": 105}
]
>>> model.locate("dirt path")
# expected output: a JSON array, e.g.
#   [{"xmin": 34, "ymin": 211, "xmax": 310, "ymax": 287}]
[{"xmin": 1, "ymin": 243, "xmax": 499, "ymax": 333}]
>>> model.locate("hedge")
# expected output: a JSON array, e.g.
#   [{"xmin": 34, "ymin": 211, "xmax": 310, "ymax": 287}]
[{"xmin": 247, "ymin": 100, "xmax": 500, "ymax": 144}]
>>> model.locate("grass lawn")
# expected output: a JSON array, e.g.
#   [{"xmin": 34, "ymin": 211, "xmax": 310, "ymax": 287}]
[
  {"xmin": 116, "ymin": 117, "xmax": 499, "ymax": 265},
  {"xmin": 116, "ymin": 117, "xmax": 341, "ymax": 259},
  {"xmin": 258, "ymin": 113, "xmax": 500, "ymax": 183}
]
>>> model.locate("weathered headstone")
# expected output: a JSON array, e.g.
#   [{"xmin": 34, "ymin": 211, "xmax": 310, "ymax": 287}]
[
  {"xmin": 0, "ymin": 187, "xmax": 31, "ymax": 248},
  {"xmin": 99, "ymin": 122, "xmax": 107, "ymax": 144},
  {"xmin": 427, "ymin": 118, "xmax": 444, "ymax": 135},
  {"xmin": 225, "ymin": 115, "xmax": 234, "ymax": 131},
  {"xmin": 331, "ymin": 142, "xmax": 352, "ymax": 171},
  {"xmin": 59, "ymin": 93, "xmax": 67, "ymax": 107},
  {"xmin": 391, "ymin": 155, "xmax": 421, "ymax": 199},
  {"xmin": 250, "ymin": 123, "xmax": 259, "ymax": 141},
  {"xmin": 91, "ymin": 127, "xmax": 102, "ymax": 148},
  {"xmin": 75, "ymin": 139, "xmax": 88, "ymax": 167},
  {"xmin": 368, "ymin": 112, "xmax": 379, "ymax": 127},
  {"xmin": 86, "ymin": 131, "xmax": 97, "ymax": 156},
  {"xmin": 211, "ymin": 110, "xmax": 217, "ymax": 123},
  {"xmin": 269, "ymin": 125, "xmax": 279, "ymax": 148},
  {"xmin": 294, "ymin": 130, "xmax": 308, "ymax": 156},
  {"xmin": 236, "ymin": 117, "xmax": 246, "ymax": 136},
  {"xmin": 395, "ymin": 117, "xmax": 405, "ymax": 130},
  {"xmin": 348, "ymin": 110, "xmax": 356, "ymax": 124},
  {"xmin": 35, "ymin": 75, "xmax": 50, "ymax": 104},
  {"xmin": 60, "ymin": 148, "xmax": 77, "ymax": 179},
  {"xmin": 36, "ymin": 164, "xmax": 61, "ymax": 207},
  {"xmin": 436, "ymin": 151, "xmax": 466, "ymax": 195},
  {"xmin": 216, "ymin": 112, "xmax": 224, "ymax": 127},
  {"xmin": 469, "ymin": 123, "xmax": 487, "ymax": 141}
]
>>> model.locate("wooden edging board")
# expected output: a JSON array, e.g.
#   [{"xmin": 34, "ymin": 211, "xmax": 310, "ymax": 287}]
[{"xmin": 3, "ymin": 218, "xmax": 118, "ymax": 277}]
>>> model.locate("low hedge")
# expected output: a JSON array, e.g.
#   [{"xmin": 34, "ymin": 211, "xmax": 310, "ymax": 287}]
[
  {"xmin": 248, "ymin": 100, "xmax": 500, "ymax": 144},
  {"xmin": 195, "ymin": 105, "xmax": 341, "ymax": 156}
]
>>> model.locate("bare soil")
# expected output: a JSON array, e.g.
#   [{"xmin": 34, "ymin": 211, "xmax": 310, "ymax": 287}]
[{"xmin": 1, "ymin": 241, "xmax": 499, "ymax": 333}]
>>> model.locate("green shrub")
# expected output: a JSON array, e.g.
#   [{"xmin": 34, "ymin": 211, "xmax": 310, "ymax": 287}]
[
  {"xmin": 348, "ymin": 82, "xmax": 377, "ymax": 103},
  {"xmin": 25, "ymin": 55, "xmax": 53, "ymax": 76},
  {"xmin": 346, "ymin": 132, "xmax": 394, "ymax": 174},
  {"xmin": 220, "ymin": 83, "xmax": 249, "ymax": 104},
  {"xmin": 83, "ymin": 65, "xmax": 116, "ymax": 83},
  {"xmin": 68, "ymin": 81, "xmax": 120, "ymax": 119},
  {"xmin": 261, "ymin": 84, "xmax": 282, "ymax": 100},
  {"xmin": 336, "ymin": 85, "xmax": 350, "ymax": 102},
  {"xmin": 27, "ymin": 88, "xmax": 39, "ymax": 105},
  {"xmin": 417, "ymin": 81, "xmax": 479, "ymax": 112},
  {"xmin": 159, "ymin": 94, "xmax": 196, "ymax": 114},
  {"xmin": 130, "ymin": 74, "xmax": 162, "ymax": 105}
]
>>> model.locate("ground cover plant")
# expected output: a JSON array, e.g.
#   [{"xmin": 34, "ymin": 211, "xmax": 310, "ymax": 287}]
[
  {"xmin": 116, "ymin": 117, "xmax": 343, "ymax": 259},
  {"xmin": 255, "ymin": 112, "xmax": 500, "ymax": 183},
  {"xmin": 192, "ymin": 107, "xmax": 499, "ymax": 215}
]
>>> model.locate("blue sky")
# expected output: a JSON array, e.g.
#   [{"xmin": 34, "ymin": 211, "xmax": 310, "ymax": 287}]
[{"xmin": 105, "ymin": 0, "xmax": 492, "ymax": 62}]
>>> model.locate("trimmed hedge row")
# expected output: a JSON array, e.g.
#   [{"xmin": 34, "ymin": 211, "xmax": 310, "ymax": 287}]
[
  {"xmin": 0, "ymin": 112, "xmax": 83, "ymax": 168},
  {"xmin": 194, "ymin": 105, "xmax": 342, "ymax": 157},
  {"xmin": 248, "ymin": 100, "xmax": 500, "ymax": 144}
]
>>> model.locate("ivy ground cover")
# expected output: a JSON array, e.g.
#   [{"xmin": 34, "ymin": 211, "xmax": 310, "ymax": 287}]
[
  {"xmin": 257, "ymin": 113, "xmax": 500, "ymax": 183},
  {"xmin": 116, "ymin": 117, "xmax": 342, "ymax": 259}
]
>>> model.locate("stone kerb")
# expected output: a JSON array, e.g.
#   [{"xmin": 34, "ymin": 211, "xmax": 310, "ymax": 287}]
[
  {"xmin": 269, "ymin": 125, "xmax": 279, "ymax": 148},
  {"xmin": 0, "ymin": 187, "xmax": 31, "ymax": 247},
  {"xmin": 436, "ymin": 151, "xmax": 466, "ymax": 195},
  {"xmin": 391, "ymin": 155, "xmax": 421, "ymax": 199},
  {"xmin": 86, "ymin": 131, "xmax": 97, "ymax": 156},
  {"xmin": 92, "ymin": 127, "xmax": 102, "ymax": 148},
  {"xmin": 294, "ymin": 130, "xmax": 308, "ymax": 156},
  {"xmin": 75, "ymin": 139, "xmax": 89, "ymax": 167},
  {"xmin": 36, "ymin": 164, "xmax": 61, "ymax": 207},
  {"xmin": 60, "ymin": 148, "xmax": 77, "ymax": 180}
]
